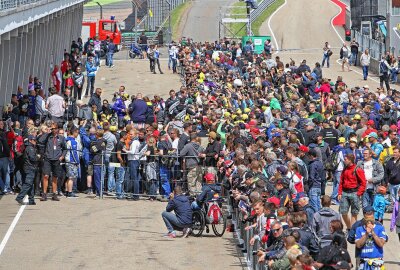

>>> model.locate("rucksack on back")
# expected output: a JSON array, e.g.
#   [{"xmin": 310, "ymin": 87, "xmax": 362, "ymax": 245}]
[
  {"xmin": 207, "ymin": 201, "xmax": 223, "ymax": 224},
  {"xmin": 13, "ymin": 135, "xmax": 25, "ymax": 157},
  {"xmin": 325, "ymin": 151, "xmax": 340, "ymax": 171}
]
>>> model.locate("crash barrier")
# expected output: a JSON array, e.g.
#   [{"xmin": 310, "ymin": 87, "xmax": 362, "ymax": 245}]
[
  {"xmin": 229, "ymin": 199, "xmax": 267, "ymax": 270},
  {"xmin": 85, "ymin": 151, "xmax": 220, "ymax": 199}
]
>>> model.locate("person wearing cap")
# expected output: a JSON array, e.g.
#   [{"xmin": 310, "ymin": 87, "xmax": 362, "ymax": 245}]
[
  {"xmin": 347, "ymin": 137, "xmax": 363, "ymax": 163},
  {"xmin": 292, "ymin": 192, "xmax": 315, "ymax": 227},
  {"xmin": 338, "ymin": 153, "xmax": 367, "ymax": 230},
  {"xmin": 357, "ymin": 148, "xmax": 384, "ymax": 209},
  {"xmin": 180, "ymin": 133, "xmax": 204, "ymax": 194},
  {"xmin": 64, "ymin": 127, "xmax": 82, "ymax": 198},
  {"xmin": 195, "ymin": 172, "xmax": 221, "ymax": 207},
  {"xmin": 362, "ymin": 119, "xmax": 378, "ymax": 138},
  {"xmin": 199, "ymin": 131, "xmax": 221, "ymax": 167},
  {"xmin": 365, "ymin": 132, "xmax": 383, "ymax": 160},
  {"xmin": 330, "ymin": 137, "xmax": 347, "ymax": 205},
  {"xmin": 15, "ymin": 128, "xmax": 39, "ymax": 205},
  {"xmin": 275, "ymin": 178, "xmax": 291, "ymax": 208},
  {"xmin": 307, "ymin": 148, "xmax": 324, "ymax": 212},
  {"xmin": 301, "ymin": 120, "xmax": 317, "ymax": 146}
]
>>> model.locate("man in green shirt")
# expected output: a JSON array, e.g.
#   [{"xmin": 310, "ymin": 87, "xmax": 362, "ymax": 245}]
[{"xmin": 308, "ymin": 102, "xmax": 323, "ymax": 122}]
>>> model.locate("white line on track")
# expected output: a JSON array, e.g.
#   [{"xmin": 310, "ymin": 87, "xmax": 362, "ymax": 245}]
[
  {"xmin": 268, "ymin": 0, "xmax": 287, "ymax": 52},
  {"xmin": 329, "ymin": 0, "xmax": 380, "ymax": 83},
  {"xmin": 0, "ymin": 197, "xmax": 28, "ymax": 256}
]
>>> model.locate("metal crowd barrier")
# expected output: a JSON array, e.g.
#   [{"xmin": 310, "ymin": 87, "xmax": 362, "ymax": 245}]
[{"xmin": 229, "ymin": 198, "xmax": 266, "ymax": 270}]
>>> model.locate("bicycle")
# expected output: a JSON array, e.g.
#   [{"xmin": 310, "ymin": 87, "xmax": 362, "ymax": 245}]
[{"xmin": 191, "ymin": 197, "xmax": 227, "ymax": 237}]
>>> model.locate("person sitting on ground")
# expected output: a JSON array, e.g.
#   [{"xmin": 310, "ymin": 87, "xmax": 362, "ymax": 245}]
[{"xmin": 161, "ymin": 186, "xmax": 193, "ymax": 238}]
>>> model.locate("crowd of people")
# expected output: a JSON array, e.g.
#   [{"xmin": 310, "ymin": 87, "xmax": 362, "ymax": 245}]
[{"xmin": 1, "ymin": 35, "xmax": 400, "ymax": 269}]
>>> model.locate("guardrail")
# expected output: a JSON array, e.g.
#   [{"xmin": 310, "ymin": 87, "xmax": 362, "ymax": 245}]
[
  {"xmin": 0, "ymin": 0, "xmax": 44, "ymax": 11},
  {"xmin": 250, "ymin": 0, "xmax": 276, "ymax": 24},
  {"xmin": 353, "ymin": 30, "xmax": 386, "ymax": 60}
]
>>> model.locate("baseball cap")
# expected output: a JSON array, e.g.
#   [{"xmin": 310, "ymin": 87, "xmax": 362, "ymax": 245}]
[
  {"xmin": 363, "ymin": 205, "xmax": 375, "ymax": 214},
  {"xmin": 367, "ymin": 119, "xmax": 374, "ymax": 126},
  {"xmin": 277, "ymin": 165, "xmax": 288, "ymax": 175},
  {"xmin": 368, "ymin": 132, "xmax": 378, "ymax": 139},
  {"xmin": 390, "ymin": 124, "xmax": 398, "ymax": 131},
  {"xmin": 305, "ymin": 121, "xmax": 315, "ymax": 127},
  {"xmin": 338, "ymin": 137, "xmax": 346, "ymax": 143},
  {"xmin": 208, "ymin": 131, "xmax": 217, "ymax": 139},
  {"xmin": 204, "ymin": 173, "xmax": 216, "ymax": 182},
  {"xmin": 299, "ymin": 145, "xmax": 309, "ymax": 153},
  {"xmin": 353, "ymin": 114, "xmax": 361, "ymax": 120},
  {"xmin": 349, "ymin": 137, "xmax": 358, "ymax": 144},
  {"xmin": 333, "ymin": 261, "xmax": 351, "ymax": 270},
  {"xmin": 292, "ymin": 192, "xmax": 307, "ymax": 203},
  {"xmin": 364, "ymin": 85, "xmax": 370, "ymax": 89},
  {"xmin": 267, "ymin": 197, "xmax": 280, "ymax": 208}
]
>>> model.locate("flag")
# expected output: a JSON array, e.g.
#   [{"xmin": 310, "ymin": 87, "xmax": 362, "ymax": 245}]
[{"xmin": 149, "ymin": 9, "xmax": 153, "ymax": 17}]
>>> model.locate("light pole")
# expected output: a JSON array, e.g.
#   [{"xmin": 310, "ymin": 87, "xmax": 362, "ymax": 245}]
[
  {"xmin": 386, "ymin": 0, "xmax": 392, "ymax": 52},
  {"xmin": 165, "ymin": 0, "xmax": 171, "ymax": 45},
  {"xmin": 96, "ymin": 2, "xmax": 103, "ymax": 19},
  {"xmin": 131, "ymin": 1, "xmax": 138, "ymax": 45}
]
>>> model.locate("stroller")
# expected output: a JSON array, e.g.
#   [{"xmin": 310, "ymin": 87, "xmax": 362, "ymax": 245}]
[{"xmin": 129, "ymin": 43, "xmax": 143, "ymax": 59}]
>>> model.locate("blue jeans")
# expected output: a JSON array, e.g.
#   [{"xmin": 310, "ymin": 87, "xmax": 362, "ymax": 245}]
[
  {"xmin": 128, "ymin": 160, "xmax": 140, "ymax": 198},
  {"xmin": 391, "ymin": 68, "xmax": 399, "ymax": 82},
  {"xmin": 95, "ymin": 51, "xmax": 100, "ymax": 66},
  {"xmin": 16, "ymin": 169, "xmax": 36, "ymax": 202},
  {"xmin": 0, "ymin": 157, "xmax": 9, "ymax": 192},
  {"xmin": 331, "ymin": 171, "xmax": 342, "ymax": 202},
  {"xmin": 93, "ymin": 165, "xmax": 104, "ymax": 196},
  {"xmin": 322, "ymin": 54, "xmax": 330, "ymax": 67},
  {"xmin": 309, "ymin": 187, "xmax": 321, "ymax": 212},
  {"xmin": 389, "ymin": 183, "xmax": 400, "ymax": 204},
  {"xmin": 362, "ymin": 66, "xmax": 369, "ymax": 80},
  {"xmin": 160, "ymin": 165, "xmax": 171, "ymax": 197},
  {"xmin": 86, "ymin": 76, "xmax": 95, "ymax": 97},
  {"xmin": 362, "ymin": 189, "xmax": 375, "ymax": 209},
  {"xmin": 172, "ymin": 59, "xmax": 177, "ymax": 73},
  {"xmin": 116, "ymin": 166, "xmax": 125, "ymax": 197},
  {"xmin": 4, "ymin": 162, "xmax": 11, "ymax": 191},
  {"xmin": 350, "ymin": 52, "xmax": 357, "ymax": 65},
  {"xmin": 162, "ymin": 211, "xmax": 185, "ymax": 232},
  {"xmin": 107, "ymin": 52, "xmax": 114, "ymax": 67}
]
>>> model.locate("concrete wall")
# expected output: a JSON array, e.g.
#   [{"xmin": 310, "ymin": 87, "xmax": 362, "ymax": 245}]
[{"xmin": 0, "ymin": 1, "xmax": 84, "ymax": 109}]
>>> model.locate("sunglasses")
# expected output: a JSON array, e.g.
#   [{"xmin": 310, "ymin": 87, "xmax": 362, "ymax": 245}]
[{"xmin": 271, "ymin": 228, "xmax": 281, "ymax": 233}]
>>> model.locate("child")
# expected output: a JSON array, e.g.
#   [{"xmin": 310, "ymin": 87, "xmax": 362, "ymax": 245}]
[
  {"xmin": 390, "ymin": 189, "xmax": 400, "ymax": 242},
  {"xmin": 373, "ymin": 186, "xmax": 390, "ymax": 222},
  {"xmin": 246, "ymin": 200, "xmax": 267, "ymax": 247}
]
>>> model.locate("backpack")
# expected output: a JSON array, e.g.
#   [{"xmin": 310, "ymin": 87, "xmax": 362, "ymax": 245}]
[
  {"xmin": 206, "ymin": 201, "xmax": 223, "ymax": 224},
  {"xmin": 325, "ymin": 150, "xmax": 341, "ymax": 172},
  {"xmin": 380, "ymin": 61, "xmax": 388, "ymax": 73},
  {"xmin": 13, "ymin": 135, "xmax": 25, "ymax": 157},
  {"xmin": 327, "ymin": 49, "xmax": 333, "ymax": 57}
]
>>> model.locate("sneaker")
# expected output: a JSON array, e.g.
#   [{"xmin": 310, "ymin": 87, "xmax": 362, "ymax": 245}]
[
  {"xmin": 160, "ymin": 72, "xmax": 164, "ymax": 74},
  {"xmin": 183, "ymin": 228, "xmax": 192, "ymax": 238},
  {"xmin": 163, "ymin": 232, "xmax": 176, "ymax": 238},
  {"xmin": 57, "ymin": 191, "xmax": 64, "ymax": 197},
  {"xmin": 106, "ymin": 192, "xmax": 116, "ymax": 196},
  {"xmin": 116, "ymin": 196, "xmax": 125, "ymax": 200},
  {"xmin": 28, "ymin": 201, "xmax": 36, "ymax": 205},
  {"xmin": 40, "ymin": 194, "xmax": 47, "ymax": 201},
  {"xmin": 111, "ymin": 65, "xmax": 115, "ymax": 68},
  {"xmin": 67, "ymin": 193, "xmax": 79, "ymax": 198},
  {"xmin": 52, "ymin": 194, "xmax": 60, "ymax": 201},
  {"xmin": 16, "ymin": 198, "xmax": 24, "ymax": 205},
  {"xmin": 331, "ymin": 200, "xmax": 340, "ymax": 205},
  {"xmin": 84, "ymin": 189, "xmax": 93, "ymax": 195}
]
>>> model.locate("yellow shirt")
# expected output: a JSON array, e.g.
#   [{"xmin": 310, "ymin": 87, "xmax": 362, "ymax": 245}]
[{"xmin": 379, "ymin": 146, "xmax": 393, "ymax": 164}]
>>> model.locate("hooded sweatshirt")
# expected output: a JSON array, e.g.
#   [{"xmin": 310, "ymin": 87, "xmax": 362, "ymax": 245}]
[
  {"xmin": 179, "ymin": 142, "xmax": 203, "ymax": 168},
  {"xmin": 166, "ymin": 194, "xmax": 193, "ymax": 225},
  {"xmin": 312, "ymin": 207, "xmax": 340, "ymax": 247}
]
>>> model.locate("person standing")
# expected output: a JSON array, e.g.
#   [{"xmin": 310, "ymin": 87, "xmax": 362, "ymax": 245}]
[
  {"xmin": 88, "ymin": 88, "xmax": 102, "ymax": 115},
  {"xmin": 322, "ymin": 42, "xmax": 332, "ymax": 68},
  {"xmin": 360, "ymin": 49, "xmax": 371, "ymax": 80},
  {"xmin": 379, "ymin": 55, "xmax": 391, "ymax": 92},
  {"xmin": 85, "ymin": 56, "xmax": 98, "ymax": 98},
  {"xmin": 338, "ymin": 153, "xmax": 366, "ymax": 230},
  {"xmin": 349, "ymin": 39, "xmax": 359, "ymax": 66},
  {"xmin": 153, "ymin": 45, "xmax": 163, "ymax": 74},
  {"xmin": 106, "ymin": 40, "xmax": 116, "ymax": 68},
  {"xmin": 72, "ymin": 66, "xmax": 85, "ymax": 100},
  {"xmin": 40, "ymin": 122, "xmax": 66, "ymax": 202},
  {"xmin": 307, "ymin": 148, "xmax": 324, "ymax": 212},
  {"xmin": 139, "ymin": 32, "xmax": 148, "ymax": 59},
  {"xmin": 124, "ymin": 129, "xmax": 141, "ymax": 201},
  {"xmin": 147, "ymin": 45, "xmax": 156, "ymax": 74},
  {"xmin": 90, "ymin": 129, "xmax": 106, "ymax": 198},
  {"xmin": 340, "ymin": 43, "xmax": 351, "ymax": 72},
  {"xmin": 115, "ymin": 131, "xmax": 127, "ymax": 200},
  {"xmin": 65, "ymin": 127, "xmax": 81, "ymax": 198},
  {"xmin": 46, "ymin": 89, "xmax": 65, "ymax": 125},
  {"xmin": 384, "ymin": 146, "xmax": 400, "ymax": 205},
  {"xmin": 15, "ymin": 129, "xmax": 39, "ymax": 205},
  {"xmin": 129, "ymin": 93, "xmax": 148, "ymax": 129}
]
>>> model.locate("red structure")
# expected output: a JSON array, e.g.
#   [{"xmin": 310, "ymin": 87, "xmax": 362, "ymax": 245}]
[{"xmin": 331, "ymin": 0, "xmax": 347, "ymax": 26}]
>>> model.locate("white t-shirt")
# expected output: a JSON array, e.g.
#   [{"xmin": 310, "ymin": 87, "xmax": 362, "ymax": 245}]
[{"xmin": 363, "ymin": 160, "xmax": 374, "ymax": 189}]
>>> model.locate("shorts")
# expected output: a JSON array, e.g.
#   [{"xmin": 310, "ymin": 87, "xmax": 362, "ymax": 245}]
[
  {"xmin": 43, "ymin": 159, "xmax": 62, "ymax": 178},
  {"xmin": 339, "ymin": 191, "xmax": 360, "ymax": 215},
  {"xmin": 66, "ymin": 164, "xmax": 79, "ymax": 178},
  {"xmin": 87, "ymin": 164, "xmax": 93, "ymax": 176},
  {"xmin": 140, "ymin": 44, "xmax": 148, "ymax": 52}
]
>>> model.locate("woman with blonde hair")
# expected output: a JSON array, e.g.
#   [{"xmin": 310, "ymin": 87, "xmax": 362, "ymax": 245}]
[{"xmin": 145, "ymin": 136, "xmax": 158, "ymax": 200}]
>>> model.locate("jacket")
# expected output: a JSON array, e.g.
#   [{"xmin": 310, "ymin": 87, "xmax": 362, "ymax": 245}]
[
  {"xmin": 88, "ymin": 93, "xmax": 102, "ymax": 114},
  {"xmin": 196, "ymin": 184, "xmax": 221, "ymax": 205},
  {"xmin": 204, "ymin": 140, "xmax": 221, "ymax": 167},
  {"xmin": 72, "ymin": 72, "xmax": 85, "ymax": 87},
  {"xmin": 43, "ymin": 133, "xmax": 67, "ymax": 161},
  {"xmin": 129, "ymin": 99, "xmax": 148, "ymax": 123},
  {"xmin": 23, "ymin": 141, "xmax": 39, "ymax": 171},
  {"xmin": 90, "ymin": 138, "xmax": 106, "ymax": 165},
  {"xmin": 166, "ymin": 194, "xmax": 193, "ymax": 225},
  {"xmin": 384, "ymin": 157, "xmax": 400, "ymax": 185},
  {"xmin": 0, "ymin": 134, "xmax": 10, "ymax": 158},
  {"xmin": 180, "ymin": 142, "xmax": 203, "ymax": 168},
  {"xmin": 86, "ymin": 61, "xmax": 97, "ymax": 77},
  {"xmin": 112, "ymin": 97, "xmax": 126, "ymax": 117},
  {"xmin": 338, "ymin": 164, "xmax": 366, "ymax": 197},
  {"xmin": 312, "ymin": 207, "xmax": 341, "ymax": 247},
  {"xmin": 308, "ymin": 159, "xmax": 324, "ymax": 189},
  {"xmin": 390, "ymin": 201, "xmax": 399, "ymax": 232},
  {"xmin": 356, "ymin": 159, "xmax": 384, "ymax": 190},
  {"xmin": 80, "ymin": 127, "xmax": 96, "ymax": 165}
]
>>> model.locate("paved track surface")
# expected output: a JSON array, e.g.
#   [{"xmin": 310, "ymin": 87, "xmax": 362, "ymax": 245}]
[
  {"xmin": 260, "ymin": 0, "xmax": 384, "ymax": 90},
  {"xmin": 181, "ymin": 0, "xmax": 236, "ymax": 41}
]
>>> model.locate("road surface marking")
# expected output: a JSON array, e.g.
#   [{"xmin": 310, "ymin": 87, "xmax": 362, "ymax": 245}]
[
  {"xmin": 268, "ymin": 0, "xmax": 287, "ymax": 52},
  {"xmin": 329, "ymin": 0, "xmax": 379, "ymax": 83},
  {"xmin": 0, "ymin": 197, "xmax": 28, "ymax": 256}
]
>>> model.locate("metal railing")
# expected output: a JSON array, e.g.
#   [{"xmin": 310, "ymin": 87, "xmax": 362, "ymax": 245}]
[
  {"xmin": 0, "ymin": 0, "xmax": 44, "ymax": 11},
  {"xmin": 353, "ymin": 30, "xmax": 386, "ymax": 60},
  {"xmin": 249, "ymin": 0, "xmax": 275, "ymax": 24}
]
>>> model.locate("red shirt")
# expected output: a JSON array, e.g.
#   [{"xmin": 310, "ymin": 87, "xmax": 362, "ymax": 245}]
[{"xmin": 339, "ymin": 164, "xmax": 366, "ymax": 197}]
